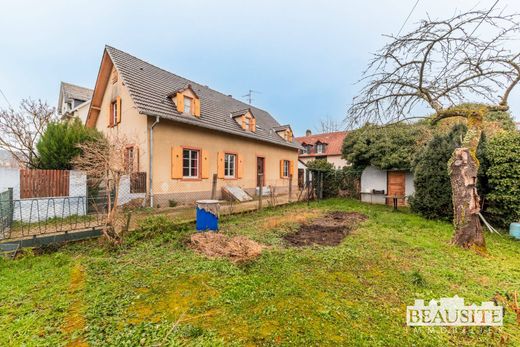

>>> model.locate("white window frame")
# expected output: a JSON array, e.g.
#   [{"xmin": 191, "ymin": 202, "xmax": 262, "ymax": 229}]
[
  {"xmin": 182, "ymin": 149, "xmax": 199, "ymax": 178},
  {"xmin": 316, "ymin": 143, "xmax": 325, "ymax": 154},
  {"xmin": 244, "ymin": 116, "xmax": 251, "ymax": 130},
  {"xmin": 283, "ymin": 160, "xmax": 290, "ymax": 177},
  {"xmin": 224, "ymin": 153, "xmax": 236, "ymax": 178},
  {"xmin": 111, "ymin": 100, "xmax": 118, "ymax": 126},
  {"xmin": 304, "ymin": 145, "xmax": 312, "ymax": 154},
  {"xmin": 184, "ymin": 96, "xmax": 193, "ymax": 115}
]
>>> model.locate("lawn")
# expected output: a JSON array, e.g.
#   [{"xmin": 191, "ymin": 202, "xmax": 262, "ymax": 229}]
[{"xmin": 1, "ymin": 199, "xmax": 519, "ymax": 346}]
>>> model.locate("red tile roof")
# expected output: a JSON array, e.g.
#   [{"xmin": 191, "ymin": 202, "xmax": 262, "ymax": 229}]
[{"xmin": 295, "ymin": 131, "xmax": 348, "ymax": 157}]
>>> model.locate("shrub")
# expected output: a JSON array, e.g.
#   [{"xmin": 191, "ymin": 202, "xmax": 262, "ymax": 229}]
[
  {"xmin": 306, "ymin": 159, "xmax": 339, "ymax": 198},
  {"xmin": 35, "ymin": 118, "xmax": 102, "ymax": 169},
  {"xmin": 481, "ymin": 131, "xmax": 520, "ymax": 228},
  {"xmin": 409, "ymin": 124, "xmax": 466, "ymax": 220}
]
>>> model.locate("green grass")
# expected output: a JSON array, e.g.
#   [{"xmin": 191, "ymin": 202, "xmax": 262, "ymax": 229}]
[{"xmin": 1, "ymin": 199, "xmax": 520, "ymax": 346}]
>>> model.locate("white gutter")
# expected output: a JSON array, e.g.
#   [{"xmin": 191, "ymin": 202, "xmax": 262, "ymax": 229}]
[{"xmin": 149, "ymin": 116, "xmax": 160, "ymax": 207}]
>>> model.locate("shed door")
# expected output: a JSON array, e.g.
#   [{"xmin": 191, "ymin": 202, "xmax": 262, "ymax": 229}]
[{"xmin": 387, "ymin": 171, "xmax": 406, "ymax": 206}]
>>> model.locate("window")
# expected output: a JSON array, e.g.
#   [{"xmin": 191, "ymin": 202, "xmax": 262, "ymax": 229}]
[
  {"xmin": 316, "ymin": 143, "xmax": 325, "ymax": 154},
  {"xmin": 283, "ymin": 160, "xmax": 290, "ymax": 177},
  {"xmin": 184, "ymin": 96, "xmax": 192, "ymax": 115},
  {"xmin": 303, "ymin": 145, "xmax": 312, "ymax": 154},
  {"xmin": 182, "ymin": 149, "xmax": 199, "ymax": 178},
  {"xmin": 224, "ymin": 153, "xmax": 236, "ymax": 178},
  {"xmin": 110, "ymin": 100, "xmax": 118, "ymax": 126}
]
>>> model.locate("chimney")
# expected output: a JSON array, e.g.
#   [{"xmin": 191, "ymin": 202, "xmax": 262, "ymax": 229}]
[{"xmin": 306, "ymin": 129, "xmax": 312, "ymax": 136}]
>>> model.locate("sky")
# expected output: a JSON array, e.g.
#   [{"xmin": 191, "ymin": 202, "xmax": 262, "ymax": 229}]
[{"xmin": 0, "ymin": 0, "xmax": 519, "ymax": 136}]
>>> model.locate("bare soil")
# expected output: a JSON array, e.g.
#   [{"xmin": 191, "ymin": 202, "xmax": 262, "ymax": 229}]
[
  {"xmin": 190, "ymin": 232, "xmax": 265, "ymax": 263},
  {"xmin": 284, "ymin": 211, "xmax": 367, "ymax": 247}
]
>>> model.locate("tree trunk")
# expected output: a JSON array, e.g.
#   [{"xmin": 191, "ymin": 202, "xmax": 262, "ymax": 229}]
[{"xmin": 449, "ymin": 147, "xmax": 485, "ymax": 248}]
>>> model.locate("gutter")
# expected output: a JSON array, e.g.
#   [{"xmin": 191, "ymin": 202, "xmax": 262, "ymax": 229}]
[{"xmin": 149, "ymin": 116, "xmax": 160, "ymax": 207}]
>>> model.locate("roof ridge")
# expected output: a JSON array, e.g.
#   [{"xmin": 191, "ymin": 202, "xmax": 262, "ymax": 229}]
[{"xmin": 104, "ymin": 45, "xmax": 274, "ymax": 121}]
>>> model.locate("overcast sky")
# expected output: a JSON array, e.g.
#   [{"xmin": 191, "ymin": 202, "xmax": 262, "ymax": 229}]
[{"xmin": 0, "ymin": 0, "xmax": 518, "ymax": 135}]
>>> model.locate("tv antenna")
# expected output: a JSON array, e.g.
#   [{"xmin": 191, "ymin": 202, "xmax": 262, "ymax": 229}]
[{"xmin": 242, "ymin": 89, "xmax": 261, "ymax": 105}]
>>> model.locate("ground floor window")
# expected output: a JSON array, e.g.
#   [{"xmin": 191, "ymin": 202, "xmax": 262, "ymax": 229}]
[
  {"xmin": 283, "ymin": 160, "xmax": 290, "ymax": 177},
  {"xmin": 183, "ymin": 149, "xmax": 199, "ymax": 178},
  {"xmin": 224, "ymin": 153, "xmax": 236, "ymax": 178}
]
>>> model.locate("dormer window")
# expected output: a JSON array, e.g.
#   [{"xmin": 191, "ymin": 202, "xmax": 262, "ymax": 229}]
[
  {"xmin": 303, "ymin": 144, "xmax": 312, "ymax": 154},
  {"xmin": 169, "ymin": 84, "xmax": 200, "ymax": 117},
  {"xmin": 184, "ymin": 96, "xmax": 193, "ymax": 115},
  {"xmin": 231, "ymin": 109, "xmax": 256, "ymax": 132},
  {"xmin": 316, "ymin": 143, "xmax": 326, "ymax": 154}
]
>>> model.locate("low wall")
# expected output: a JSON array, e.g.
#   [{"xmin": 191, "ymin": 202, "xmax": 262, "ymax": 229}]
[{"xmin": 0, "ymin": 168, "xmax": 88, "ymax": 222}]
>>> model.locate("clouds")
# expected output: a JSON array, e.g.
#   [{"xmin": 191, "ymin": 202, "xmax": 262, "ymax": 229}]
[{"xmin": 0, "ymin": 0, "xmax": 518, "ymax": 134}]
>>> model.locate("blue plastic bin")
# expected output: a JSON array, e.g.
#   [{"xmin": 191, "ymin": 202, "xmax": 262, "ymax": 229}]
[
  {"xmin": 196, "ymin": 200, "xmax": 220, "ymax": 232},
  {"xmin": 510, "ymin": 222, "xmax": 520, "ymax": 240}
]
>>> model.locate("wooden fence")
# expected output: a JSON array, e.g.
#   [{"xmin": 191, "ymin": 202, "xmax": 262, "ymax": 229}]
[{"xmin": 20, "ymin": 169, "xmax": 70, "ymax": 199}]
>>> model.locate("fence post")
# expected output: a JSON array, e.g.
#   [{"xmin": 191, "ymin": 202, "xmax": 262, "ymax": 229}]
[
  {"xmin": 258, "ymin": 173, "xmax": 263, "ymax": 210},
  {"xmin": 211, "ymin": 173, "xmax": 217, "ymax": 200},
  {"xmin": 288, "ymin": 174, "xmax": 292, "ymax": 202}
]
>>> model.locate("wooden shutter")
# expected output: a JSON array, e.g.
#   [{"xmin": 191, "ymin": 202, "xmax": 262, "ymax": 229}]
[
  {"xmin": 237, "ymin": 155, "xmax": 244, "ymax": 178},
  {"xmin": 108, "ymin": 102, "xmax": 114, "ymax": 127},
  {"xmin": 194, "ymin": 98, "xmax": 201, "ymax": 117},
  {"xmin": 280, "ymin": 160, "xmax": 284, "ymax": 178},
  {"xmin": 134, "ymin": 146, "xmax": 140, "ymax": 172},
  {"xmin": 201, "ymin": 149, "xmax": 209, "ymax": 179},
  {"xmin": 171, "ymin": 146, "xmax": 183, "ymax": 179},
  {"xmin": 116, "ymin": 96, "xmax": 122, "ymax": 124},
  {"xmin": 176, "ymin": 93, "xmax": 184, "ymax": 113},
  {"xmin": 289, "ymin": 160, "xmax": 294, "ymax": 177},
  {"xmin": 251, "ymin": 118, "xmax": 256, "ymax": 132},
  {"xmin": 217, "ymin": 152, "xmax": 225, "ymax": 179},
  {"xmin": 241, "ymin": 116, "xmax": 246, "ymax": 130}
]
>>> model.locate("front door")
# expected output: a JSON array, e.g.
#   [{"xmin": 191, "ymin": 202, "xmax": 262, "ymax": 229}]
[
  {"xmin": 387, "ymin": 171, "xmax": 406, "ymax": 206},
  {"xmin": 256, "ymin": 157, "xmax": 265, "ymax": 187}
]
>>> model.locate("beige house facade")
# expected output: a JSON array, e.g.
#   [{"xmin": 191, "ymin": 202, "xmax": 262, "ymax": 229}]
[{"xmin": 86, "ymin": 46, "xmax": 300, "ymax": 206}]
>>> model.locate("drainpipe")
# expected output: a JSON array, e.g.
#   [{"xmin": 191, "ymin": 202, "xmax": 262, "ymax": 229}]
[{"xmin": 149, "ymin": 116, "xmax": 160, "ymax": 207}]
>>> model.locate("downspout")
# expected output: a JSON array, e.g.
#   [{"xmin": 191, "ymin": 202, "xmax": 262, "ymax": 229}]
[{"xmin": 149, "ymin": 116, "xmax": 160, "ymax": 207}]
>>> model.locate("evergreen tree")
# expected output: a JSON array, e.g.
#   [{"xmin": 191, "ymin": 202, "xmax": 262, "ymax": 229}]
[
  {"xmin": 35, "ymin": 119, "xmax": 102, "ymax": 170},
  {"xmin": 409, "ymin": 124, "xmax": 466, "ymax": 221}
]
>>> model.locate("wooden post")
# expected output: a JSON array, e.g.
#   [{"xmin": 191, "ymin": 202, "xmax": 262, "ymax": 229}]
[
  {"xmin": 211, "ymin": 173, "xmax": 217, "ymax": 200},
  {"xmin": 258, "ymin": 173, "xmax": 263, "ymax": 210}
]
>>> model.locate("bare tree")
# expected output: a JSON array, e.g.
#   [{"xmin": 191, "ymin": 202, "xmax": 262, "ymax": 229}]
[
  {"xmin": 347, "ymin": 9, "xmax": 520, "ymax": 249},
  {"xmin": 0, "ymin": 99, "xmax": 57, "ymax": 167},
  {"xmin": 73, "ymin": 133, "xmax": 133, "ymax": 244},
  {"xmin": 316, "ymin": 116, "xmax": 343, "ymax": 133}
]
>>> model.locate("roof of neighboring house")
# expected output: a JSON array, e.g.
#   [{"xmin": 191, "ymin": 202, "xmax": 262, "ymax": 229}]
[
  {"xmin": 295, "ymin": 131, "xmax": 348, "ymax": 157},
  {"xmin": 58, "ymin": 82, "xmax": 93, "ymax": 114},
  {"xmin": 101, "ymin": 46, "xmax": 300, "ymax": 149}
]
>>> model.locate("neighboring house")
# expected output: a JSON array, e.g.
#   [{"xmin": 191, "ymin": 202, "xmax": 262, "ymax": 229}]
[
  {"xmin": 295, "ymin": 130, "xmax": 349, "ymax": 187},
  {"xmin": 295, "ymin": 130, "xmax": 349, "ymax": 168},
  {"xmin": 58, "ymin": 82, "xmax": 93, "ymax": 124},
  {"xmin": 85, "ymin": 46, "xmax": 300, "ymax": 206},
  {"xmin": 360, "ymin": 166, "xmax": 415, "ymax": 206}
]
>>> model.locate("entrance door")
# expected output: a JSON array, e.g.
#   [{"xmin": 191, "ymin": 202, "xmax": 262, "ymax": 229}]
[
  {"xmin": 387, "ymin": 171, "xmax": 406, "ymax": 206},
  {"xmin": 256, "ymin": 157, "xmax": 265, "ymax": 187}
]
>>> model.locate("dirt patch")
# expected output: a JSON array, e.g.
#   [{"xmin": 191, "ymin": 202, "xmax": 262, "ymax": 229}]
[
  {"xmin": 284, "ymin": 211, "xmax": 367, "ymax": 247},
  {"xmin": 190, "ymin": 232, "xmax": 265, "ymax": 263}
]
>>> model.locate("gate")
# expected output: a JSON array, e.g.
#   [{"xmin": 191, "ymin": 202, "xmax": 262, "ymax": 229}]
[{"xmin": 0, "ymin": 188, "xmax": 14, "ymax": 239}]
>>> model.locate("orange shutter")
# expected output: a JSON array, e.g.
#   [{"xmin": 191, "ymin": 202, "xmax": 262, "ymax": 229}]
[
  {"xmin": 194, "ymin": 98, "xmax": 201, "ymax": 117},
  {"xmin": 201, "ymin": 149, "xmax": 209, "ymax": 179},
  {"xmin": 134, "ymin": 146, "xmax": 140, "ymax": 172},
  {"xmin": 171, "ymin": 146, "xmax": 183, "ymax": 179},
  {"xmin": 217, "ymin": 152, "xmax": 225, "ymax": 179},
  {"xmin": 176, "ymin": 93, "xmax": 184, "ymax": 113},
  {"xmin": 280, "ymin": 160, "xmax": 284, "ymax": 178},
  {"xmin": 108, "ymin": 102, "xmax": 113, "ymax": 127},
  {"xmin": 251, "ymin": 118, "xmax": 256, "ymax": 132},
  {"xmin": 237, "ymin": 155, "xmax": 244, "ymax": 178},
  {"xmin": 289, "ymin": 160, "xmax": 294, "ymax": 177},
  {"xmin": 116, "ymin": 96, "xmax": 122, "ymax": 124}
]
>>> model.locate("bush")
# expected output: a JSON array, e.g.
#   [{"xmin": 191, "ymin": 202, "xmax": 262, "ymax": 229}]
[
  {"xmin": 481, "ymin": 131, "xmax": 520, "ymax": 228},
  {"xmin": 35, "ymin": 118, "xmax": 102, "ymax": 169},
  {"xmin": 306, "ymin": 159, "xmax": 339, "ymax": 198},
  {"xmin": 409, "ymin": 124, "xmax": 466, "ymax": 220},
  {"xmin": 305, "ymin": 160, "xmax": 361, "ymax": 199}
]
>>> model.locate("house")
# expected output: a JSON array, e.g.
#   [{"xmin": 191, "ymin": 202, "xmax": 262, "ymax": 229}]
[
  {"xmin": 85, "ymin": 46, "xmax": 300, "ymax": 206},
  {"xmin": 295, "ymin": 130, "xmax": 349, "ymax": 187},
  {"xmin": 57, "ymin": 82, "xmax": 93, "ymax": 124},
  {"xmin": 0, "ymin": 150, "xmax": 18, "ymax": 168}
]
